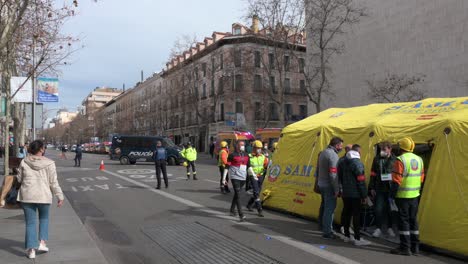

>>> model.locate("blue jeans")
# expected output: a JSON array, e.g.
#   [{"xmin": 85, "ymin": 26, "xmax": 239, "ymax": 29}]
[
  {"xmin": 375, "ymin": 192, "xmax": 395, "ymax": 229},
  {"xmin": 22, "ymin": 203, "xmax": 50, "ymax": 249},
  {"xmin": 319, "ymin": 186, "xmax": 337, "ymax": 235}
]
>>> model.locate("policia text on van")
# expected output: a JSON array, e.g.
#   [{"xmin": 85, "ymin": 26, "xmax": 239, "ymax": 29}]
[{"xmin": 109, "ymin": 135, "xmax": 184, "ymax": 165}]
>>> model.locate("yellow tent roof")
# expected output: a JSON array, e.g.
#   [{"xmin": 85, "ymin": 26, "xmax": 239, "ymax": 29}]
[{"xmin": 263, "ymin": 97, "xmax": 468, "ymax": 257}]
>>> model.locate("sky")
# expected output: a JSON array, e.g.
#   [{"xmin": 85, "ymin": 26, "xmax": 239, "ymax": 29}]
[{"xmin": 46, "ymin": 0, "xmax": 245, "ymax": 115}]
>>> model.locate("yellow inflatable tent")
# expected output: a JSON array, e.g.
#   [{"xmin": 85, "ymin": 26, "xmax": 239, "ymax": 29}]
[{"xmin": 263, "ymin": 97, "xmax": 468, "ymax": 256}]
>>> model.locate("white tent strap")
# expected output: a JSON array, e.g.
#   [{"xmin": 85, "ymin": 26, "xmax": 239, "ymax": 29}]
[{"xmin": 444, "ymin": 133, "xmax": 468, "ymax": 213}]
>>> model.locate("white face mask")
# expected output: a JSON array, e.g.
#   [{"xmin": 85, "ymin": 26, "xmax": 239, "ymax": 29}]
[
  {"xmin": 264, "ymin": 146, "xmax": 268, "ymax": 149},
  {"xmin": 239, "ymin": 146, "xmax": 245, "ymax": 152},
  {"xmin": 256, "ymin": 149, "xmax": 262, "ymax": 154},
  {"xmin": 380, "ymin": 151, "xmax": 388, "ymax": 157}
]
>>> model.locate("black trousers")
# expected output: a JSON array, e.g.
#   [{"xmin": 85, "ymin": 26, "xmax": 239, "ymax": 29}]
[
  {"xmin": 247, "ymin": 176, "xmax": 264, "ymax": 212},
  {"xmin": 396, "ymin": 198, "xmax": 420, "ymax": 251},
  {"xmin": 186, "ymin": 161, "xmax": 196, "ymax": 174},
  {"xmin": 230, "ymin": 179, "xmax": 246, "ymax": 217},
  {"xmin": 155, "ymin": 160, "xmax": 168, "ymax": 188},
  {"xmin": 341, "ymin": 197, "xmax": 362, "ymax": 240},
  {"xmin": 74, "ymin": 155, "xmax": 82, "ymax": 166},
  {"xmin": 218, "ymin": 166, "xmax": 230, "ymax": 191}
]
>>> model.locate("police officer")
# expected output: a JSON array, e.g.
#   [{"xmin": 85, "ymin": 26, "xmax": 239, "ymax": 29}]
[
  {"xmin": 218, "ymin": 141, "xmax": 230, "ymax": 193},
  {"xmin": 153, "ymin": 140, "xmax": 168, "ymax": 189},
  {"xmin": 390, "ymin": 137, "xmax": 425, "ymax": 256},
  {"xmin": 247, "ymin": 140, "xmax": 269, "ymax": 217}
]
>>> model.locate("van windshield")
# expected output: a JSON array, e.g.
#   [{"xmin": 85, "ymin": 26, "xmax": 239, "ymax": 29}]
[{"xmin": 163, "ymin": 138, "xmax": 176, "ymax": 147}]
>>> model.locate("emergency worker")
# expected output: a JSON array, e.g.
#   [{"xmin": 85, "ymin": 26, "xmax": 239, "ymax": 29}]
[
  {"xmin": 218, "ymin": 141, "xmax": 230, "ymax": 193},
  {"xmin": 181, "ymin": 142, "xmax": 198, "ymax": 180},
  {"xmin": 246, "ymin": 140, "xmax": 269, "ymax": 217}
]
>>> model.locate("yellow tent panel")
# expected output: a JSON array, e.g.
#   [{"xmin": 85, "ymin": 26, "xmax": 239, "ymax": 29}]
[{"xmin": 263, "ymin": 97, "xmax": 468, "ymax": 256}]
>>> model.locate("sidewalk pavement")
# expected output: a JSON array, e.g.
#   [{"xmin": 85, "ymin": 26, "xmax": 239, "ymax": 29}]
[{"xmin": 0, "ymin": 174, "xmax": 108, "ymax": 264}]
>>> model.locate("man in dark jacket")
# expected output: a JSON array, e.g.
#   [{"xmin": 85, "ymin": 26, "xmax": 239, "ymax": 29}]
[
  {"xmin": 338, "ymin": 144, "xmax": 371, "ymax": 246},
  {"xmin": 369, "ymin": 141, "xmax": 397, "ymax": 238},
  {"xmin": 153, "ymin": 140, "xmax": 168, "ymax": 189},
  {"xmin": 74, "ymin": 145, "xmax": 82, "ymax": 167}
]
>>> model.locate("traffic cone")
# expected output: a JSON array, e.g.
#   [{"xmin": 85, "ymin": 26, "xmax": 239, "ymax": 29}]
[{"xmin": 99, "ymin": 160, "xmax": 105, "ymax": 171}]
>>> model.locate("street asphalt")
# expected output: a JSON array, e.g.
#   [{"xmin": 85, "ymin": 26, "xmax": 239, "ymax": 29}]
[{"xmin": 2, "ymin": 149, "xmax": 463, "ymax": 264}]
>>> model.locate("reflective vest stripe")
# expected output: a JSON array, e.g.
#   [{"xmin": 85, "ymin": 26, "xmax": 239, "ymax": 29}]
[
  {"xmin": 396, "ymin": 153, "xmax": 423, "ymax": 198},
  {"xmin": 249, "ymin": 154, "xmax": 266, "ymax": 175}
]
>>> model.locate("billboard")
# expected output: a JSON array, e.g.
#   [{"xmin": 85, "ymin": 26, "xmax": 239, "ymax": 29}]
[
  {"xmin": 25, "ymin": 103, "xmax": 44, "ymax": 129},
  {"xmin": 37, "ymin": 77, "xmax": 59, "ymax": 102},
  {"xmin": 10, "ymin": 76, "xmax": 32, "ymax": 103}
]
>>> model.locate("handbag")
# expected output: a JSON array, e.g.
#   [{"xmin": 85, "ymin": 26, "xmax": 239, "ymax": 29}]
[{"xmin": 5, "ymin": 187, "xmax": 19, "ymax": 205}]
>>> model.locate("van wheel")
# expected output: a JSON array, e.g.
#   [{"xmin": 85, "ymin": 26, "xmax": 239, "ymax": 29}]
[
  {"xmin": 129, "ymin": 160, "xmax": 137, "ymax": 165},
  {"xmin": 168, "ymin": 157, "xmax": 176, "ymax": 166},
  {"xmin": 120, "ymin": 156, "xmax": 130, "ymax": 165}
]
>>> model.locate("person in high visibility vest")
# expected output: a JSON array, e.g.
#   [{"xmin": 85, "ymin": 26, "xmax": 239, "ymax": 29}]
[
  {"xmin": 181, "ymin": 142, "xmax": 198, "ymax": 180},
  {"xmin": 246, "ymin": 140, "xmax": 269, "ymax": 217},
  {"xmin": 390, "ymin": 137, "xmax": 425, "ymax": 256},
  {"xmin": 218, "ymin": 141, "xmax": 231, "ymax": 194}
]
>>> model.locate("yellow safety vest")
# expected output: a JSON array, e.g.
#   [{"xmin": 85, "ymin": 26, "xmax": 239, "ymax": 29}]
[
  {"xmin": 182, "ymin": 147, "xmax": 197, "ymax": 161},
  {"xmin": 249, "ymin": 153, "xmax": 266, "ymax": 176},
  {"xmin": 218, "ymin": 149, "xmax": 228, "ymax": 167},
  {"xmin": 396, "ymin": 153, "xmax": 423, "ymax": 198}
]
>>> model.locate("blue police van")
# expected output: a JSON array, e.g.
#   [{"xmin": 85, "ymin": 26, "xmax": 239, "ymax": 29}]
[{"xmin": 110, "ymin": 135, "xmax": 183, "ymax": 165}]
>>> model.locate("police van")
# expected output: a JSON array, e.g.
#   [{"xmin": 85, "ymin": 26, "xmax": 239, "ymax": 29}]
[{"xmin": 110, "ymin": 135, "xmax": 183, "ymax": 165}]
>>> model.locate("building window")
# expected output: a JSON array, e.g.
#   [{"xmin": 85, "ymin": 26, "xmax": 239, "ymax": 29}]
[
  {"xmin": 254, "ymin": 51, "xmax": 261, "ymax": 68},
  {"xmin": 269, "ymin": 103, "xmax": 279, "ymax": 120},
  {"xmin": 218, "ymin": 77, "xmax": 224, "ymax": 94},
  {"xmin": 234, "ymin": 27, "xmax": 241, "ymax": 35},
  {"xmin": 234, "ymin": 49, "xmax": 242, "ymax": 67},
  {"xmin": 284, "ymin": 78, "xmax": 291, "ymax": 94},
  {"xmin": 220, "ymin": 103, "xmax": 225, "ymax": 121},
  {"xmin": 195, "ymin": 67, "xmax": 199, "ymax": 80},
  {"xmin": 300, "ymin": 80, "xmax": 306, "ymax": 95},
  {"xmin": 255, "ymin": 102, "xmax": 262, "ymax": 120},
  {"xmin": 299, "ymin": 105, "xmax": 307, "ymax": 117},
  {"xmin": 202, "ymin": 63, "xmax": 207, "ymax": 77},
  {"xmin": 220, "ymin": 53, "xmax": 224, "ymax": 69},
  {"xmin": 269, "ymin": 76, "xmax": 277, "ymax": 94},
  {"xmin": 202, "ymin": 83, "xmax": 207, "ymax": 98},
  {"xmin": 268, "ymin": 53, "xmax": 275, "ymax": 69},
  {"xmin": 210, "ymin": 79, "xmax": 215, "ymax": 96},
  {"xmin": 284, "ymin": 55, "xmax": 290, "ymax": 72},
  {"xmin": 254, "ymin": 75, "xmax": 262, "ymax": 91},
  {"xmin": 211, "ymin": 57, "xmax": 215, "ymax": 73},
  {"xmin": 299, "ymin": 58, "xmax": 305, "ymax": 73},
  {"xmin": 235, "ymin": 101, "xmax": 243, "ymax": 113},
  {"xmin": 194, "ymin": 85, "xmax": 198, "ymax": 98},
  {"xmin": 234, "ymin": 74, "xmax": 243, "ymax": 91},
  {"xmin": 285, "ymin": 103, "xmax": 293, "ymax": 121}
]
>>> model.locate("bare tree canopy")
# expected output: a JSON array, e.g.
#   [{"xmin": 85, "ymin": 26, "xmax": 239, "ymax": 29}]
[
  {"xmin": 169, "ymin": 33, "xmax": 198, "ymax": 59},
  {"xmin": 367, "ymin": 73, "xmax": 427, "ymax": 103},
  {"xmin": 305, "ymin": 0, "xmax": 366, "ymax": 113}
]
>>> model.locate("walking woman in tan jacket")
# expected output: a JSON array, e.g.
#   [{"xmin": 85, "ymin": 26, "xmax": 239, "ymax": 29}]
[{"xmin": 16, "ymin": 140, "xmax": 64, "ymax": 259}]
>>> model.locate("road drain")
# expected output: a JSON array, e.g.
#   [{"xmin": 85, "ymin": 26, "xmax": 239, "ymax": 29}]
[{"xmin": 142, "ymin": 222, "xmax": 282, "ymax": 264}]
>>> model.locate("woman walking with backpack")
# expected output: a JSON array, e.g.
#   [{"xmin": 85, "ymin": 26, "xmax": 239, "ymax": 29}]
[{"xmin": 16, "ymin": 140, "xmax": 64, "ymax": 259}]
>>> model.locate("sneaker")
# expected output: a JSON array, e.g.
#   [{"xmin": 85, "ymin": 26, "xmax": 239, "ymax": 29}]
[
  {"xmin": 27, "ymin": 249, "xmax": 36, "ymax": 259},
  {"xmin": 322, "ymin": 233, "xmax": 337, "ymax": 239},
  {"xmin": 258, "ymin": 211, "xmax": 264, "ymax": 217},
  {"xmin": 156, "ymin": 186, "xmax": 161, "ymax": 190},
  {"xmin": 353, "ymin": 238, "xmax": 371, "ymax": 246},
  {"xmin": 387, "ymin": 228, "xmax": 396, "ymax": 237},
  {"xmin": 246, "ymin": 204, "xmax": 254, "ymax": 212},
  {"xmin": 390, "ymin": 247, "xmax": 411, "ymax": 256},
  {"xmin": 372, "ymin": 228, "xmax": 382, "ymax": 238},
  {"xmin": 343, "ymin": 236, "xmax": 355, "ymax": 243},
  {"xmin": 239, "ymin": 215, "xmax": 246, "ymax": 222},
  {"xmin": 38, "ymin": 243, "xmax": 49, "ymax": 252}
]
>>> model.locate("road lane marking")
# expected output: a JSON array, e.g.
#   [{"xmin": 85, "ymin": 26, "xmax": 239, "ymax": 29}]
[
  {"xmin": 269, "ymin": 235, "xmax": 361, "ymax": 264},
  {"xmin": 203, "ymin": 179, "xmax": 219, "ymax": 184},
  {"xmin": 101, "ymin": 169, "xmax": 363, "ymax": 264}
]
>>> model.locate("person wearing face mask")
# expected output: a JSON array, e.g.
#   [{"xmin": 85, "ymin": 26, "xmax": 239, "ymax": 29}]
[
  {"xmin": 224, "ymin": 140, "xmax": 249, "ymax": 221},
  {"xmin": 317, "ymin": 136, "xmax": 343, "ymax": 239},
  {"xmin": 262, "ymin": 142, "xmax": 271, "ymax": 158},
  {"xmin": 246, "ymin": 140, "xmax": 269, "ymax": 217},
  {"xmin": 368, "ymin": 141, "xmax": 397, "ymax": 238},
  {"xmin": 218, "ymin": 141, "xmax": 231, "ymax": 194},
  {"xmin": 338, "ymin": 144, "xmax": 371, "ymax": 246}
]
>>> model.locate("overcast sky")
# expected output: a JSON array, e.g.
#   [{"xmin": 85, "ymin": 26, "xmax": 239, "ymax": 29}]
[{"xmin": 46, "ymin": 0, "xmax": 245, "ymax": 114}]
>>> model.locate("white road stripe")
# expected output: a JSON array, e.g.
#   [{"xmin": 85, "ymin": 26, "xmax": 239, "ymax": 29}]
[
  {"xmin": 269, "ymin": 235, "xmax": 361, "ymax": 264},
  {"xmin": 203, "ymin": 179, "xmax": 219, "ymax": 184},
  {"xmin": 101, "ymin": 169, "xmax": 362, "ymax": 264}
]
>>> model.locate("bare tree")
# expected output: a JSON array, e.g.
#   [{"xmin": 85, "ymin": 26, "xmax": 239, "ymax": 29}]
[
  {"xmin": 245, "ymin": 0, "xmax": 306, "ymax": 127},
  {"xmin": 367, "ymin": 73, "xmax": 426, "ymax": 103},
  {"xmin": 169, "ymin": 34, "xmax": 198, "ymax": 59},
  {"xmin": 305, "ymin": 0, "xmax": 366, "ymax": 112}
]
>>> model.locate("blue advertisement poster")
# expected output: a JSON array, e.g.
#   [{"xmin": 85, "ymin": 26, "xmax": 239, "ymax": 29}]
[{"xmin": 37, "ymin": 77, "xmax": 59, "ymax": 102}]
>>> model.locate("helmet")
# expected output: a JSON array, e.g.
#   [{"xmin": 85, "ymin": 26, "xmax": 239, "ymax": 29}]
[
  {"xmin": 254, "ymin": 140, "xmax": 263, "ymax": 148},
  {"xmin": 183, "ymin": 161, "xmax": 188, "ymax": 167},
  {"xmin": 220, "ymin": 141, "xmax": 228, "ymax": 148},
  {"xmin": 273, "ymin": 142, "xmax": 278, "ymax": 149},
  {"xmin": 399, "ymin": 137, "xmax": 415, "ymax": 152}
]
